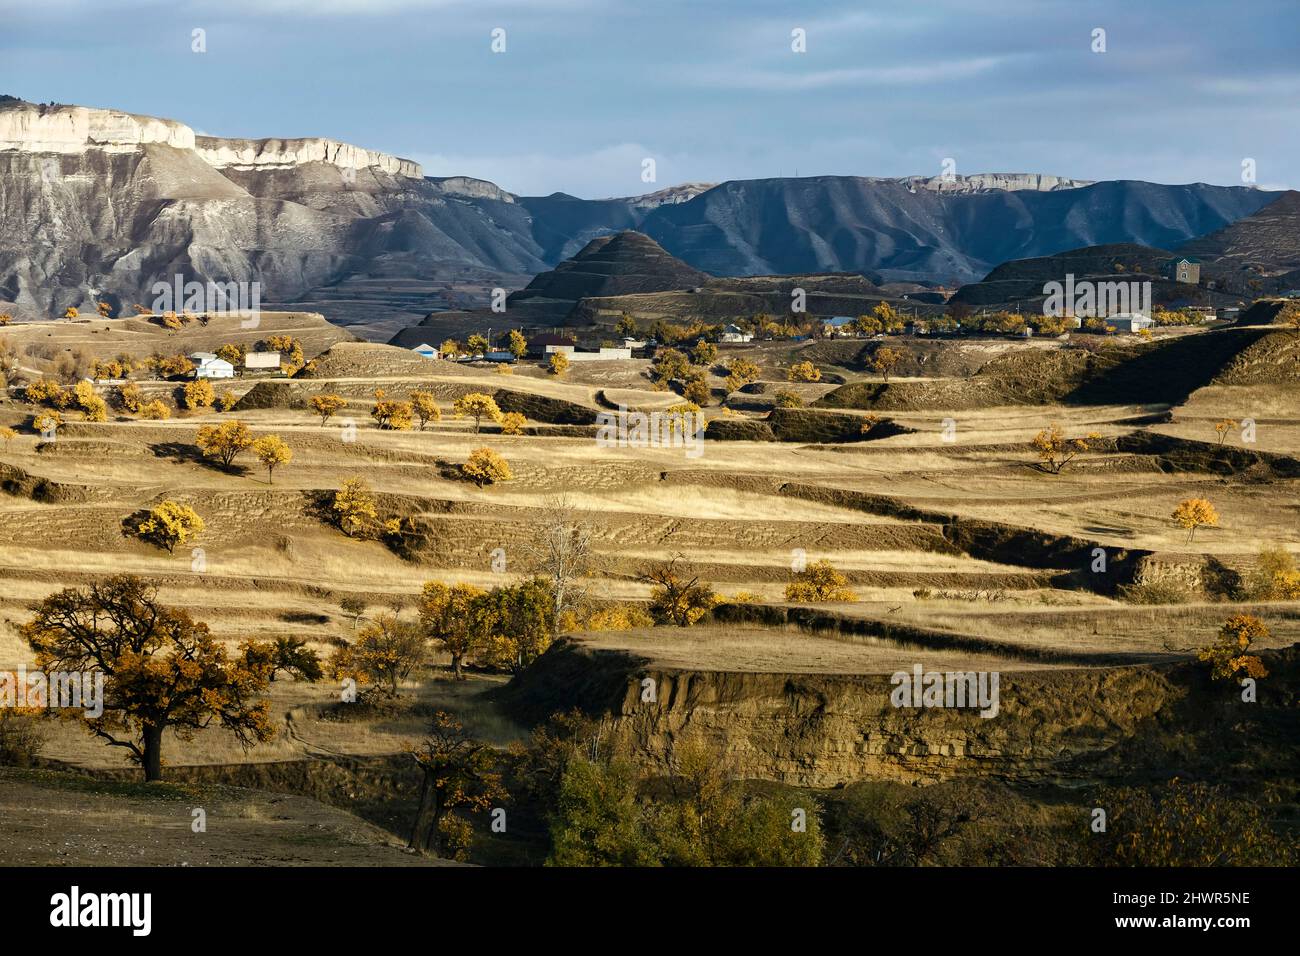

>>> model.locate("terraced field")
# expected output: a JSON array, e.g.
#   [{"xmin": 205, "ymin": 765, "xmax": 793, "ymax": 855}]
[{"xmin": 0, "ymin": 314, "xmax": 1297, "ymax": 789}]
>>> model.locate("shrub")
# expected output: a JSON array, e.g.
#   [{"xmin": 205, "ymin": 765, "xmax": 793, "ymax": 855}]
[
  {"xmin": 139, "ymin": 399, "xmax": 171, "ymax": 420},
  {"xmin": 134, "ymin": 500, "xmax": 205, "ymax": 553},
  {"xmin": 0, "ymin": 706, "xmax": 47, "ymax": 767},
  {"xmin": 500, "ymin": 412, "xmax": 526, "ymax": 435},
  {"xmin": 787, "ymin": 361, "xmax": 821, "ymax": 382},
  {"xmin": 785, "ymin": 559, "xmax": 856, "ymax": 602},
  {"xmin": 1198, "ymin": 614, "xmax": 1270, "ymax": 681},
  {"xmin": 462, "ymin": 448, "xmax": 512, "ymax": 486},
  {"xmin": 181, "ymin": 378, "xmax": 215, "ymax": 409}
]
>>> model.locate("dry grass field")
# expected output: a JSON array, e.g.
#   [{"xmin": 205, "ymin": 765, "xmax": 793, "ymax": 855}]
[{"xmin": 0, "ymin": 313, "xmax": 1296, "ymax": 862}]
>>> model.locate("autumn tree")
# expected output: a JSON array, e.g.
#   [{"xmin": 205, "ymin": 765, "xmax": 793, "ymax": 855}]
[
  {"xmin": 871, "ymin": 346, "xmax": 906, "ymax": 382},
  {"xmin": 257, "ymin": 335, "xmax": 305, "ymax": 374},
  {"xmin": 252, "ymin": 435, "xmax": 292, "ymax": 483},
  {"xmin": 1032, "ymin": 423, "xmax": 1100, "ymax": 474},
  {"xmin": 640, "ymin": 554, "xmax": 717, "ymax": 626},
  {"xmin": 681, "ymin": 370, "xmax": 711, "ymax": 406},
  {"xmin": 691, "ymin": 338, "xmax": 718, "ymax": 366},
  {"xmin": 872, "ymin": 301, "xmax": 902, "ymax": 332},
  {"xmin": 154, "ymin": 354, "xmax": 195, "ymax": 379},
  {"xmin": 418, "ymin": 581, "xmax": 487, "ymax": 679},
  {"xmin": 499, "ymin": 411, "xmax": 526, "ymax": 435},
  {"xmin": 310, "ymin": 393, "xmax": 347, "ymax": 425},
  {"xmin": 0, "ymin": 426, "xmax": 16, "ymax": 452},
  {"xmin": 1086, "ymin": 779, "xmax": 1292, "ymax": 866},
  {"xmin": 472, "ymin": 577, "xmax": 555, "ymax": 672},
  {"xmin": 650, "ymin": 348, "xmax": 689, "ymax": 387},
  {"xmin": 333, "ymin": 477, "xmax": 379, "ymax": 537},
  {"xmin": 1213, "ymin": 419, "xmax": 1236, "ymax": 445},
  {"xmin": 181, "ymin": 378, "xmax": 215, "ymax": 409},
  {"xmin": 195, "ymin": 419, "xmax": 254, "ymax": 467},
  {"xmin": 139, "ymin": 399, "xmax": 171, "ymax": 420},
  {"xmin": 462, "ymin": 447, "xmax": 512, "ymax": 486},
  {"xmin": 241, "ymin": 636, "xmax": 324, "ymax": 682},
  {"xmin": 21, "ymin": 575, "xmax": 273, "ymax": 781},
  {"xmin": 454, "ymin": 393, "xmax": 503, "ymax": 433},
  {"xmin": 615, "ymin": 313, "xmax": 638, "ymax": 338},
  {"xmin": 370, "ymin": 389, "xmax": 414, "ymax": 430},
  {"xmin": 548, "ymin": 352, "xmax": 570, "ymax": 376},
  {"xmin": 333, "ymin": 613, "xmax": 426, "ymax": 697},
  {"xmin": 407, "ymin": 712, "xmax": 507, "ymax": 859},
  {"xmin": 439, "ymin": 339, "xmax": 460, "ymax": 358},
  {"xmin": 63, "ymin": 307, "xmax": 79, "ymax": 321},
  {"xmin": 1245, "ymin": 545, "xmax": 1300, "ymax": 601},
  {"xmin": 467, "ymin": 333, "xmax": 490, "ymax": 356},
  {"xmin": 507, "ymin": 329, "xmax": 528, "ymax": 359},
  {"xmin": 773, "ymin": 389, "xmax": 804, "ymax": 408},
  {"xmin": 787, "ymin": 360, "xmax": 821, "ymax": 382},
  {"xmin": 724, "ymin": 358, "xmax": 760, "ymax": 392},
  {"xmin": 73, "ymin": 381, "xmax": 108, "ymax": 422},
  {"xmin": 133, "ymin": 500, "xmax": 205, "ymax": 553},
  {"xmin": 1172, "ymin": 498, "xmax": 1218, "ymax": 543},
  {"xmin": 410, "ymin": 391, "xmax": 441, "ymax": 430},
  {"xmin": 1198, "ymin": 614, "xmax": 1270, "ymax": 681},
  {"xmin": 785, "ymin": 559, "xmax": 857, "ymax": 602},
  {"xmin": 215, "ymin": 343, "xmax": 244, "ymax": 366}
]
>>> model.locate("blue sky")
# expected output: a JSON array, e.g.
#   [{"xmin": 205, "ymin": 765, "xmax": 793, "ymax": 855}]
[{"xmin": 2, "ymin": 0, "xmax": 1296, "ymax": 197}]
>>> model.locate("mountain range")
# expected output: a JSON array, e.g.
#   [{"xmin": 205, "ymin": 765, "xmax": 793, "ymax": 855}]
[{"xmin": 0, "ymin": 97, "xmax": 1283, "ymax": 335}]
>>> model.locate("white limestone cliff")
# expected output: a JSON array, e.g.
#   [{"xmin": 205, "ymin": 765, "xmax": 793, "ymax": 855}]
[{"xmin": 0, "ymin": 100, "xmax": 422, "ymax": 177}]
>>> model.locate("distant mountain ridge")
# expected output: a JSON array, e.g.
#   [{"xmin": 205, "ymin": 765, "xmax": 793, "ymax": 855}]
[{"xmin": 0, "ymin": 97, "xmax": 1282, "ymax": 330}]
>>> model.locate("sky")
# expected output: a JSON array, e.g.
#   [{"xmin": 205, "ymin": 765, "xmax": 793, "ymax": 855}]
[{"xmin": 1, "ymin": 0, "xmax": 1296, "ymax": 198}]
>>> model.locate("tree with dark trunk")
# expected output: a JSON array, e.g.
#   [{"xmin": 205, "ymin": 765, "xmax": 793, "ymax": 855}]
[
  {"xmin": 21, "ymin": 575, "xmax": 274, "ymax": 782},
  {"xmin": 407, "ymin": 712, "xmax": 507, "ymax": 860}
]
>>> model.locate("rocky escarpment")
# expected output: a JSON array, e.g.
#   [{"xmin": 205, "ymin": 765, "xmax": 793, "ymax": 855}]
[
  {"xmin": 497, "ymin": 638, "xmax": 1298, "ymax": 788},
  {"xmin": 194, "ymin": 136, "xmax": 422, "ymax": 178}
]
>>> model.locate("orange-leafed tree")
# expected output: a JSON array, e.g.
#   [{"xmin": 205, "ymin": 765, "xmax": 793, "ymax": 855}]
[
  {"xmin": 1198, "ymin": 614, "xmax": 1270, "ymax": 682},
  {"xmin": 21, "ymin": 575, "xmax": 274, "ymax": 781},
  {"xmin": 407, "ymin": 711, "xmax": 507, "ymax": 859},
  {"xmin": 1172, "ymin": 497, "xmax": 1219, "ymax": 543}
]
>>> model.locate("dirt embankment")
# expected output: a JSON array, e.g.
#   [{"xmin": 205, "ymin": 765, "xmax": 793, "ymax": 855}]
[
  {"xmin": 496, "ymin": 639, "xmax": 1299, "ymax": 788},
  {"xmin": 705, "ymin": 408, "xmax": 914, "ymax": 443},
  {"xmin": 816, "ymin": 327, "xmax": 1278, "ymax": 411}
]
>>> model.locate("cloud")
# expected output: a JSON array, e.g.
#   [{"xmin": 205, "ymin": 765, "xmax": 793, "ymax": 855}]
[{"xmin": 689, "ymin": 55, "xmax": 1016, "ymax": 92}]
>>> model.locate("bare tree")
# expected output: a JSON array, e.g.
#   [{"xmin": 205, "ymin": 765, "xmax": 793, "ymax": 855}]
[{"xmin": 522, "ymin": 493, "xmax": 593, "ymax": 637}]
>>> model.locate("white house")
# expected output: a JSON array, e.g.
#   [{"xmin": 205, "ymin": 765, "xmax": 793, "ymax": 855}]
[
  {"xmin": 719, "ymin": 324, "xmax": 752, "ymax": 344},
  {"xmin": 822, "ymin": 316, "xmax": 856, "ymax": 337},
  {"xmin": 244, "ymin": 351, "xmax": 282, "ymax": 372},
  {"xmin": 550, "ymin": 346, "xmax": 633, "ymax": 362},
  {"xmin": 191, "ymin": 353, "xmax": 235, "ymax": 379},
  {"xmin": 1104, "ymin": 313, "xmax": 1155, "ymax": 333},
  {"xmin": 410, "ymin": 343, "xmax": 439, "ymax": 359}
]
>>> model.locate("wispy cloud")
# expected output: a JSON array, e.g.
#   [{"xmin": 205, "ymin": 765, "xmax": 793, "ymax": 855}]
[{"xmin": 690, "ymin": 55, "xmax": 1016, "ymax": 92}]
